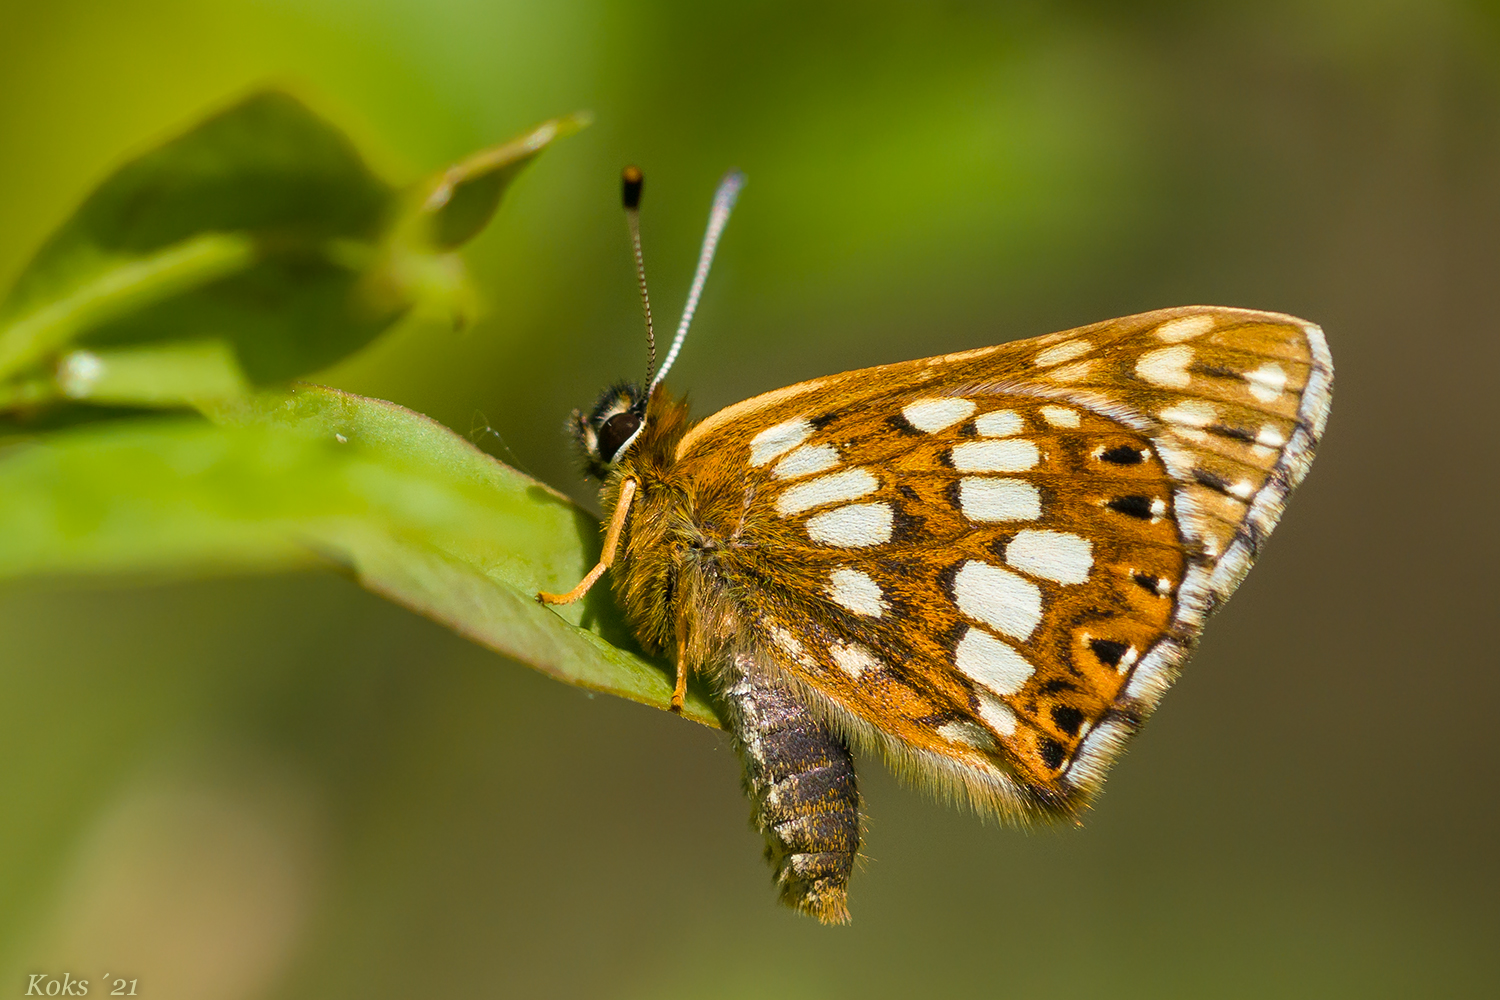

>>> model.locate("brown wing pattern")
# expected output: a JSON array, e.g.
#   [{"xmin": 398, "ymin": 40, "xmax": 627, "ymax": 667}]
[{"xmin": 675, "ymin": 306, "xmax": 1333, "ymax": 819}]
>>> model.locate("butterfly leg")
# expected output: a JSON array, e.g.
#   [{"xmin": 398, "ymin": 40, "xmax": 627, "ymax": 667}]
[
  {"xmin": 670, "ymin": 655, "xmax": 689, "ymax": 714},
  {"xmin": 537, "ymin": 478, "xmax": 638, "ymax": 605},
  {"xmin": 670, "ymin": 612, "xmax": 689, "ymax": 713}
]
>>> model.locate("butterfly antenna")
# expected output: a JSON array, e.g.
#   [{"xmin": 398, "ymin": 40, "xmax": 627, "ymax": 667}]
[
  {"xmin": 649, "ymin": 169, "xmax": 746, "ymax": 391},
  {"xmin": 620, "ymin": 166, "xmax": 658, "ymax": 383}
]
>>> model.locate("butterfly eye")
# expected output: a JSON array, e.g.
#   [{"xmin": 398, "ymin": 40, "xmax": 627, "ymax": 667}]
[{"xmin": 597, "ymin": 411, "xmax": 643, "ymax": 462}]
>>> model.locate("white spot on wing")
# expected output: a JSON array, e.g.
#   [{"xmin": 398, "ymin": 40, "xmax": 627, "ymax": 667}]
[
  {"xmin": 1154, "ymin": 441, "xmax": 1195, "ymax": 479},
  {"xmin": 955, "ymin": 627, "xmax": 1036, "ymax": 695},
  {"xmin": 1257, "ymin": 424, "xmax": 1286, "ymax": 447},
  {"xmin": 831, "ymin": 640, "xmax": 880, "ymax": 678},
  {"xmin": 952, "ymin": 561, "xmax": 1042, "ymax": 641},
  {"xmin": 951, "ymin": 439, "xmax": 1039, "ymax": 472},
  {"xmin": 1048, "ymin": 360, "xmax": 1094, "ymax": 382},
  {"xmin": 1135, "ymin": 345, "xmax": 1193, "ymax": 389},
  {"xmin": 1067, "ymin": 716, "xmax": 1129, "ymax": 790},
  {"xmin": 773, "ymin": 443, "xmax": 840, "ymax": 480},
  {"xmin": 1039, "ymin": 406, "xmax": 1080, "ymax": 428},
  {"xmin": 1005, "ymin": 529, "xmax": 1093, "ymax": 584},
  {"xmin": 1172, "ymin": 487, "xmax": 1226, "ymax": 560},
  {"xmin": 1123, "ymin": 642, "xmax": 1180, "ymax": 703},
  {"xmin": 1159, "ymin": 400, "xmax": 1218, "ymax": 428},
  {"xmin": 1174, "ymin": 426, "xmax": 1212, "ymax": 447},
  {"xmin": 1154, "ymin": 315, "xmax": 1215, "ymax": 342},
  {"xmin": 931, "ymin": 344, "xmax": 1001, "ymax": 364},
  {"xmin": 1246, "ymin": 361, "xmax": 1288, "ymax": 402},
  {"xmin": 777, "ymin": 467, "xmax": 878, "ymax": 515},
  {"xmin": 976, "ymin": 691, "xmax": 1018, "ymax": 736},
  {"xmin": 771, "ymin": 628, "xmax": 804, "ymax": 659},
  {"xmin": 807, "ymin": 503, "xmax": 894, "ymax": 547},
  {"xmin": 958, "ymin": 478, "xmax": 1041, "ymax": 522},
  {"xmin": 1034, "ymin": 339, "xmax": 1091, "ymax": 367},
  {"xmin": 1209, "ymin": 537, "xmax": 1255, "ymax": 596},
  {"xmin": 827, "ymin": 567, "xmax": 886, "ymax": 617},
  {"xmin": 937, "ymin": 720, "xmax": 997, "ymax": 750},
  {"xmin": 750, "ymin": 417, "xmax": 813, "ymax": 466},
  {"xmin": 903, "ymin": 397, "xmax": 976, "ymax": 432},
  {"xmin": 974, "ymin": 409, "xmax": 1023, "ymax": 437}
]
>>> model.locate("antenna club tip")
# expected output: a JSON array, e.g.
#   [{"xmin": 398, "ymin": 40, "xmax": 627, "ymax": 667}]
[{"xmin": 622, "ymin": 166, "xmax": 644, "ymax": 209}]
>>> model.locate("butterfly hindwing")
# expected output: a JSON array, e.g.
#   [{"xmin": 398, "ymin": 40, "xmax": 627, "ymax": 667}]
[{"xmin": 672, "ymin": 306, "xmax": 1332, "ymax": 818}]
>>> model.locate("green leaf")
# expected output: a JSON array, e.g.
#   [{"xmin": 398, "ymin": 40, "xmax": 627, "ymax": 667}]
[
  {"xmin": 0, "ymin": 92, "xmax": 584, "ymax": 412},
  {"xmin": 0, "ymin": 384, "xmax": 719, "ymax": 726},
  {"xmin": 0, "ymin": 92, "xmax": 394, "ymax": 385},
  {"xmin": 0, "ymin": 92, "xmax": 639, "ymax": 722},
  {"xmin": 368, "ymin": 111, "xmax": 591, "ymax": 327},
  {"xmin": 417, "ymin": 112, "xmax": 592, "ymax": 250}
]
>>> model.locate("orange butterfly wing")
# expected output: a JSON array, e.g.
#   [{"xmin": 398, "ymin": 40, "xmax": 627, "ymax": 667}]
[{"xmin": 671, "ymin": 306, "xmax": 1332, "ymax": 819}]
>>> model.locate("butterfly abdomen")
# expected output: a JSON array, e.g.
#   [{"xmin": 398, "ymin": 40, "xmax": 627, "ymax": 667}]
[{"xmin": 721, "ymin": 650, "xmax": 860, "ymax": 925}]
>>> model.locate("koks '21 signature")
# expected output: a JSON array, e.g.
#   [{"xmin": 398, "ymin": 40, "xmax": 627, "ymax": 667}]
[{"xmin": 25, "ymin": 974, "xmax": 138, "ymax": 996}]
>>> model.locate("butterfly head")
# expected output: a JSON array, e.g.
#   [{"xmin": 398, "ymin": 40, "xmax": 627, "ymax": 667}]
[
  {"xmin": 571, "ymin": 168, "xmax": 743, "ymax": 479},
  {"xmin": 570, "ymin": 381, "xmax": 649, "ymax": 478}
]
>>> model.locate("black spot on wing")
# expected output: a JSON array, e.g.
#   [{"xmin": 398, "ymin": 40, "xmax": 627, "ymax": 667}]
[
  {"xmin": 957, "ymin": 420, "xmax": 978, "ymax": 438},
  {"xmin": 1192, "ymin": 468, "xmax": 1235, "ymax": 496},
  {"xmin": 937, "ymin": 561, "xmax": 962, "ymax": 601},
  {"xmin": 878, "ymin": 590, "xmax": 916, "ymax": 625},
  {"xmin": 1106, "ymin": 495, "xmax": 1154, "ymax": 520},
  {"xmin": 1039, "ymin": 738, "xmax": 1067, "ymax": 771},
  {"xmin": 1089, "ymin": 639, "xmax": 1130, "ymax": 668},
  {"xmin": 1190, "ymin": 361, "xmax": 1247, "ymax": 382},
  {"xmin": 945, "ymin": 479, "xmax": 964, "ymax": 514},
  {"xmin": 1209, "ymin": 424, "xmax": 1256, "ymax": 443},
  {"xmin": 810, "ymin": 411, "xmax": 840, "ymax": 430},
  {"xmin": 1132, "ymin": 572, "xmax": 1165, "ymax": 596},
  {"xmin": 940, "ymin": 619, "xmax": 967, "ymax": 655},
  {"xmin": 890, "ymin": 503, "xmax": 926, "ymax": 543},
  {"xmin": 886, "ymin": 414, "xmax": 922, "ymax": 436},
  {"xmin": 1099, "ymin": 444, "xmax": 1145, "ymax": 465},
  {"xmin": 1050, "ymin": 705, "xmax": 1084, "ymax": 737}
]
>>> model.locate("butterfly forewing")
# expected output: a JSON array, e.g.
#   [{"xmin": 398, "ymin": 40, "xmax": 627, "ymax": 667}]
[{"xmin": 673, "ymin": 306, "xmax": 1332, "ymax": 818}]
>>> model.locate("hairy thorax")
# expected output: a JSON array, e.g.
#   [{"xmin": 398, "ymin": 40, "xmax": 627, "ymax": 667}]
[{"xmin": 606, "ymin": 390, "xmax": 746, "ymax": 671}]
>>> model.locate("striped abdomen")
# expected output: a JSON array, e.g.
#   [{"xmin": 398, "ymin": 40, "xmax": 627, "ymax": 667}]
[{"xmin": 719, "ymin": 652, "xmax": 860, "ymax": 924}]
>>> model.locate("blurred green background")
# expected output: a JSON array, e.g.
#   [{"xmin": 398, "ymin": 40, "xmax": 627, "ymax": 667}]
[{"xmin": 3, "ymin": 1, "xmax": 1498, "ymax": 997}]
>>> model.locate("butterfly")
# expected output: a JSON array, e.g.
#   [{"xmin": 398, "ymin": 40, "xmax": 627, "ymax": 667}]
[{"xmin": 540, "ymin": 169, "xmax": 1334, "ymax": 924}]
